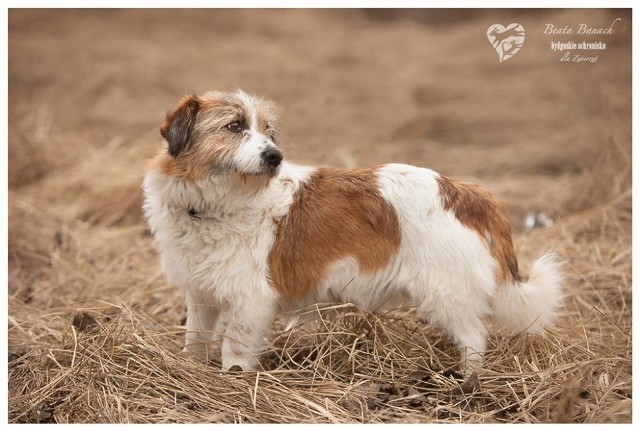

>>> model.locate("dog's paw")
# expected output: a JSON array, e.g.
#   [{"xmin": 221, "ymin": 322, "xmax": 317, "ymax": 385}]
[{"xmin": 181, "ymin": 344, "xmax": 217, "ymax": 364}]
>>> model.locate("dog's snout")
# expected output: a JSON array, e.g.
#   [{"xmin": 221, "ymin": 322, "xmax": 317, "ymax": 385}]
[{"xmin": 261, "ymin": 147, "xmax": 283, "ymax": 167}]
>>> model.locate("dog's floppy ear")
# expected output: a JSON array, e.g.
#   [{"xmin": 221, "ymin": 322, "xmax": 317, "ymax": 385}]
[{"xmin": 160, "ymin": 95, "xmax": 201, "ymax": 157}]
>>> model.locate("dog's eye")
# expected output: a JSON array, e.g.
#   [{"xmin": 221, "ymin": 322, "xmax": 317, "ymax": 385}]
[{"xmin": 226, "ymin": 121, "xmax": 244, "ymax": 133}]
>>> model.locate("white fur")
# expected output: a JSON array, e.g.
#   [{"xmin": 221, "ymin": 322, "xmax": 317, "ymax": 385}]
[
  {"xmin": 492, "ymin": 253, "xmax": 565, "ymax": 334},
  {"xmin": 143, "ymin": 162, "xmax": 313, "ymax": 370},
  {"xmin": 143, "ymin": 161, "xmax": 563, "ymax": 372},
  {"xmin": 376, "ymin": 164, "xmax": 497, "ymax": 368},
  {"xmin": 235, "ymin": 89, "xmax": 258, "ymax": 126},
  {"xmin": 230, "ymin": 90, "xmax": 279, "ymax": 175}
]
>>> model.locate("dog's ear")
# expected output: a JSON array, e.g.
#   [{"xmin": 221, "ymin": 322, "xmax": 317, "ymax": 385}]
[{"xmin": 160, "ymin": 95, "xmax": 201, "ymax": 157}]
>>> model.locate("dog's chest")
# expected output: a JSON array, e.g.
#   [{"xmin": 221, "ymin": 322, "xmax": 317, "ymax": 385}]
[
  {"xmin": 143, "ymin": 167, "xmax": 309, "ymax": 295},
  {"xmin": 162, "ymin": 204, "xmax": 278, "ymax": 286},
  {"xmin": 155, "ymin": 192, "xmax": 298, "ymax": 298}
]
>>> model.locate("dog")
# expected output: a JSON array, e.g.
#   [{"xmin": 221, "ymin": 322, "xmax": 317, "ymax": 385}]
[{"xmin": 142, "ymin": 90, "xmax": 564, "ymax": 373}]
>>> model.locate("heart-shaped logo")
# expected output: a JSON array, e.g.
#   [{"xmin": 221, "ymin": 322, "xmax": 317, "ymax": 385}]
[{"xmin": 487, "ymin": 23, "xmax": 525, "ymax": 62}]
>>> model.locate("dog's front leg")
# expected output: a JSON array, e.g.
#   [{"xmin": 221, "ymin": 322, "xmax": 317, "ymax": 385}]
[
  {"xmin": 221, "ymin": 293, "xmax": 277, "ymax": 372},
  {"xmin": 183, "ymin": 288, "xmax": 226, "ymax": 362}
]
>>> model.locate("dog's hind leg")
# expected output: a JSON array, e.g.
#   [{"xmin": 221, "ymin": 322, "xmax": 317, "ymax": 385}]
[
  {"xmin": 418, "ymin": 293, "xmax": 489, "ymax": 375},
  {"xmin": 409, "ymin": 266, "xmax": 494, "ymax": 375}
]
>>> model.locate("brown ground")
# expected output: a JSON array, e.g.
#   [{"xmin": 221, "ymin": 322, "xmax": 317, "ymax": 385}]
[{"xmin": 8, "ymin": 9, "xmax": 632, "ymax": 423}]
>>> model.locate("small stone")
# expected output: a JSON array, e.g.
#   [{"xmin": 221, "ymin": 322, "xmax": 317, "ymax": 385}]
[{"xmin": 72, "ymin": 312, "xmax": 98, "ymax": 332}]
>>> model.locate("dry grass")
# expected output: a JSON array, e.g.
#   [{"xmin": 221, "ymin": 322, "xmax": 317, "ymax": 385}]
[
  {"xmin": 8, "ymin": 182, "xmax": 631, "ymax": 423},
  {"xmin": 8, "ymin": 9, "xmax": 631, "ymax": 424}
]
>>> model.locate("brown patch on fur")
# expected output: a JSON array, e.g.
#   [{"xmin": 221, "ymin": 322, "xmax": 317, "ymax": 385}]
[
  {"xmin": 160, "ymin": 95, "xmax": 201, "ymax": 157},
  {"xmin": 437, "ymin": 175, "xmax": 521, "ymax": 285},
  {"xmin": 145, "ymin": 136, "xmax": 240, "ymax": 182},
  {"xmin": 268, "ymin": 166, "xmax": 401, "ymax": 302}
]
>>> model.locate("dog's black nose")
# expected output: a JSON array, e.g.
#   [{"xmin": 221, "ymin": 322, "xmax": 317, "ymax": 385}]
[{"xmin": 261, "ymin": 148, "xmax": 283, "ymax": 167}]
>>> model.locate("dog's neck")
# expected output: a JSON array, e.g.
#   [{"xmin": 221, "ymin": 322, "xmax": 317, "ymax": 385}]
[
  {"xmin": 180, "ymin": 171, "xmax": 275, "ymax": 214},
  {"xmin": 146, "ymin": 160, "xmax": 313, "ymax": 222}
]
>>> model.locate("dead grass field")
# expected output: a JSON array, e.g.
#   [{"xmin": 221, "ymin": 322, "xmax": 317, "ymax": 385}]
[{"xmin": 8, "ymin": 9, "xmax": 632, "ymax": 423}]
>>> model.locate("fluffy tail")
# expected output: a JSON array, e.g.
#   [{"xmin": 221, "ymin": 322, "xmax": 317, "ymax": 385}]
[{"xmin": 492, "ymin": 253, "xmax": 564, "ymax": 334}]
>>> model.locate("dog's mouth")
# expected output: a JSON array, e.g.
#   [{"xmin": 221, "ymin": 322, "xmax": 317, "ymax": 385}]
[
  {"xmin": 233, "ymin": 162, "xmax": 282, "ymax": 178},
  {"xmin": 262, "ymin": 160, "xmax": 282, "ymax": 176},
  {"xmin": 222, "ymin": 142, "xmax": 283, "ymax": 179},
  {"xmin": 209, "ymin": 157, "xmax": 283, "ymax": 179}
]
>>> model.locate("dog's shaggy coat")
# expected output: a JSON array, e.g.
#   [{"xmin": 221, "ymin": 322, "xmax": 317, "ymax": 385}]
[{"xmin": 143, "ymin": 90, "xmax": 564, "ymax": 372}]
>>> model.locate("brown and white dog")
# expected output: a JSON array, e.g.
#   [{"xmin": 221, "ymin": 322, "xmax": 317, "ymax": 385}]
[{"xmin": 143, "ymin": 90, "xmax": 564, "ymax": 372}]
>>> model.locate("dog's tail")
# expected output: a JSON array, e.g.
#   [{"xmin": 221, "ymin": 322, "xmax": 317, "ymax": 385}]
[{"xmin": 491, "ymin": 253, "xmax": 564, "ymax": 334}]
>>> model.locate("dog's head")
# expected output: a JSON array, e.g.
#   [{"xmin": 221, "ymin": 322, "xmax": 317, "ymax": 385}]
[{"xmin": 159, "ymin": 90, "xmax": 282, "ymax": 181}]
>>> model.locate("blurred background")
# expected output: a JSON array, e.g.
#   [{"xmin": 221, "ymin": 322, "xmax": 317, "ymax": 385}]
[
  {"xmin": 9, "ymin": 9, "xmax": 631, "ymax": 227},
  {"xmin": 8, "ymin": 9, "xmax": 632, "ymax": 423}
]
